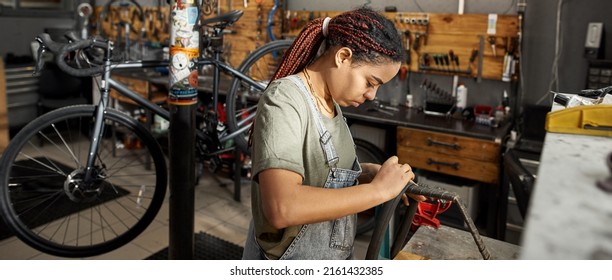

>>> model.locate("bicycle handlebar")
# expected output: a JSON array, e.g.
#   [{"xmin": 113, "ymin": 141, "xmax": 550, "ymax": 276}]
[
  {"xmin": 35, "ymin": 32, "xmax": 108, "ymax": 77},
  {"xmin": 404, "ymin": 180, "xmax": 458, "ymax": 201}
]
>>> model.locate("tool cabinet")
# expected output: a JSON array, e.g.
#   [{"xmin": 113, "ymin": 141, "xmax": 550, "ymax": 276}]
[
  {"xmin": 397, "ymin": 126, "xmax": 501, "ymax": 184},
  {"xmin": 3, "ymin": 64, "xmax": 39, "ymax": 129}
]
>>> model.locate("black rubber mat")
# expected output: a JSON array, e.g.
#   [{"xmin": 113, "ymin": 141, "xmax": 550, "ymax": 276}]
[{"xmin": 145, "ymin": 231, "xmax": 244, "ymax": 260}]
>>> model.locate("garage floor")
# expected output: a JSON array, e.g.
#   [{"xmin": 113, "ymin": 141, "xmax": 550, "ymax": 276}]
[{"xmin": 0, "ymin": 164, "xmax": 372, "ymax": 260}]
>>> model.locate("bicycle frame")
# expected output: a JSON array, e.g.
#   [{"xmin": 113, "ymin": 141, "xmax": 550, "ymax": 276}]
[
  {"xmin": 0, "ymin": 10, "xmax": 290, "ymax": 257},
  {"xmin": 83, "ymin": 55, "xmax": 265, "ymax": 181},
  {"xmin": 195, "ymin": 57, "xmax": 262, "ymax": 142}
]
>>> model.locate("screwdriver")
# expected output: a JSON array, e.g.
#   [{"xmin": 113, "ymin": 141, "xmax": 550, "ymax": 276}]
[
  {"xmin": 470, "ymin": 49, "xmax": 478, "ymax": 63},
  {"xmin": 443, "ymin": 54, "xmax": 450, "ymax": 72},
  {"xmin": 404, "ymin": 30, "xmax": 411, "ymax": 65},
  {"xmin": 488, "ymin": 36, "xmax": 497, "ymax": 57},
  {"xmin": 453, "ymin": 53, "xmax": 460, "ymax": 68},
  {"xmin": 422, "ymin": 53, "xmax": 430, "ymax": 67}
]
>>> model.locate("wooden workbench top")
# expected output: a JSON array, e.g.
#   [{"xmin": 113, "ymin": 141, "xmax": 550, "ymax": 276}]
[{"xmin": 399, "ymin": 225, "xmax": 520, "ymax": 260}]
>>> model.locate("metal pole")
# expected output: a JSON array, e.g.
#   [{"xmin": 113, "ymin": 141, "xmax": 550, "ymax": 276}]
[{"xmin": 168, "ymin": 0, "xmax": 199, "ymax": 259}]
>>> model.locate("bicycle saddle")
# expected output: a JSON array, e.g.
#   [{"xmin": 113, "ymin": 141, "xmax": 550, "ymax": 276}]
[{"xmin": 202, "ymin": 10, "xmax": 243, "ymax": 27}]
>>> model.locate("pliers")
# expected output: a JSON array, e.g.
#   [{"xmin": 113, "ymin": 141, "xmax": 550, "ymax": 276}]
[
  {"xmin": 367, "ymin": 107, "xmax": 395, "ymax": 116},
  {"xmin": 367, "ymin": 100, "xmax": 398, "ymax": 116}
]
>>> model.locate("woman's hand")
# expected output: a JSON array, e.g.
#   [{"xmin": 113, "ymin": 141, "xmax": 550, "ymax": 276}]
[
  {"xmin": 370, "ymin": 156, "xmax": 413, "ymax": 199},
  {"xmin": 365, "ymin": 157, "xmax": 427, "ymax": 204}
]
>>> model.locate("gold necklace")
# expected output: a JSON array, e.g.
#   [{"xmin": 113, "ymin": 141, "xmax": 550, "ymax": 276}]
[{"xmin": 303, "ymin": 68, "xmax": 335, "ymax": 115}]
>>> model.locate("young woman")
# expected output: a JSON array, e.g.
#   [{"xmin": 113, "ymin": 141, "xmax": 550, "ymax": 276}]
[{"xmin": 242, "ymin": 6, "xmax": 425, "ymax": 260}]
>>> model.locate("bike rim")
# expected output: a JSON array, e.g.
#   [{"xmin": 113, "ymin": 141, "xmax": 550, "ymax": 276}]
[{"xmin": 0, "ymin": 106, "xmax": 167, "ymax": 257}]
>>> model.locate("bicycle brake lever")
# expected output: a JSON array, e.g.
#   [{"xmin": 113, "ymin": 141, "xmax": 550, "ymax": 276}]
[{"xmin": 34, "ymin": 40, "xmax": 46, "ymax": 76}]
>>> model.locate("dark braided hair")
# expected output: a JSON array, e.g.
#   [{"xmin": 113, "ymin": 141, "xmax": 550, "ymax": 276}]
[
  {"xmin": 249, "ymin": 7, "xmax": 403, "ymax": 148},
  {"xmin": 272, "ymin": 6, "xmax": 404, "ymax": 81}
]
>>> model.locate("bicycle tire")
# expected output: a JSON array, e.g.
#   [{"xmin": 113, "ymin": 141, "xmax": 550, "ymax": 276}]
[
  {"xmin": 0, "ymin": 105, "xmax": 167, "ymax": 258},
  {"xmin": 225, "ymin": 39, "xmax": 294, "ymax": 155},
  {"xmin": 353, "ymin": 138, "xmax": 388, "ymax": 236}
]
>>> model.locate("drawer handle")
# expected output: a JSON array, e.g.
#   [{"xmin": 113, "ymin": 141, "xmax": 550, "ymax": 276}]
[
  {"xmin": 427, "ymin": 137, "xmax": 461, "ymax": 150},
  {"xmin": 427, "ymin": 158, "xmax": 460, "ymax": 170}
]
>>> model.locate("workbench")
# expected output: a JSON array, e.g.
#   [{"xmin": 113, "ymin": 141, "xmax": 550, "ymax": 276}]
[
  {"xmin": 342, "ymin": 102, "xmax": 511, "ymax": 238},
  {"xmin": 519, "ymin": 124, "xmax": 612, "ymax": 259},
  {"xmin": 342, "ymin": 102, "xmax": 510, "ymax": 142},
  {"xmin": 397, "ymin": 225, "xmax": 520, "ymax": 260}
]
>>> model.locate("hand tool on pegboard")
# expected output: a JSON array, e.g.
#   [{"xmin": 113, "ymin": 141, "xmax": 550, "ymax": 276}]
[
  {"xmin": 267, "ymin": 0, "xmax": 280, "ymax": 41},
  {"xmin": 202, "ymin": 0, "xmax": 217, "ymax": 16},
  {"xmin": 404, "ymin": 30, "xmax": 411, "ymax": 66},
  {"xmin": 432, "ymin": 53, "xmax": 440, "ymax": 70},
  {"xmin": 413, "ymin": 32, "xmax": 426, "ymax": 52},
  {"xmin": 450, "ymin": 50, "xmax": 460, "ymax": 71},
  {"xmin": 421, "ymin": 14, "xmax": 430, "ymax": 45},
  {"xmin": 488, "ymin": 36, "xmax": 497, "ymax": 57},
  {"xmin": 448, "ymin": 50, "xmax": 456, "ymax": 72},
  {"xmin": 477, "ymin": 36, "xmax": 484, "ymax": 82},
  {"xmin": 443, "ymin": 54, "xmax": 450, "ymax": 72}
]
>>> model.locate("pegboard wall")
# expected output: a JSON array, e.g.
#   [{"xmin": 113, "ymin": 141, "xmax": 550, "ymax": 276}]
[
  {"xmin": 207, "ymin": 0, "xmax": 284, "ymax": 68},
  {"xmin": 93, "ymin": 0, "xmax": 284, "ymax": 68},
  {"xmin": 284, "ymin": 10, "xmax": 519, "ymax": 82},
  {"xmin": 91, "ymin": 1, "xmax": 519, "ymax": 81},
  {"xmin": 94, "ymin": 5, "xmax": 171, "ymax": 44}
]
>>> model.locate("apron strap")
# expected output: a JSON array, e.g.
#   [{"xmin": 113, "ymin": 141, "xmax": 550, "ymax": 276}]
[{"xmin": 286, "ymin": 75, "xmax": 339, "ymax": 167}]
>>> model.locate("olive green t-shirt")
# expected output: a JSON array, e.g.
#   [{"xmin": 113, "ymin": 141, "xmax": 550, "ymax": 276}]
[{"xmin": 250, "ymin": 76, "xmax": 357, "ymax": 259}]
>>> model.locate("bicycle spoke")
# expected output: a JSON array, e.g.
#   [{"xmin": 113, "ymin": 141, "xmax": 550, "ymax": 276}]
[
  {"xmin": 0, "ymin": 106, "xmax": 166, "ymax": 257},
  {"xmin": 16, "ymin": 153, "xmax": 68, "ymax": 177},
  {"xmin": 11, "ymin": 190, "xmax": 64, "ymax": 218}
]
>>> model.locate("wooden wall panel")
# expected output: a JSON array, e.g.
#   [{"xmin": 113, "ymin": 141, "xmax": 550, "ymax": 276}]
[
  {"xmin": 207, "ymin": 0, "xmax": 284, "ymax": 68},
  {"xmin": 94, "ymin": 6, "xmax": 171, "ymax": 44},
  {"xmin": 93, "ymin": 1, "xmax": 284, "ymax": 69},
  {"xmin": 283, "ymin": 11, "xmax": 519, "ymax": 81}
]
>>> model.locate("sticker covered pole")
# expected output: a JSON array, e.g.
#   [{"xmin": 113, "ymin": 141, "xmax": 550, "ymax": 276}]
[{"xmin": 168, "ymin": 0, "xmax": 199, "ymax": 260}]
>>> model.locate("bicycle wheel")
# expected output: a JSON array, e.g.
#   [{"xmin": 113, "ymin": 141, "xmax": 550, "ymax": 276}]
[
  {"xmin": 353, "ymin": 138, "xmax": 388, "ymax": 236},
  {"xmin": 226, "ymin": 39, "xmax": 293, "ymax": 155},
  {"xmin": 0, "ymin": 105, "xmax": 167, "ymax": 258}
]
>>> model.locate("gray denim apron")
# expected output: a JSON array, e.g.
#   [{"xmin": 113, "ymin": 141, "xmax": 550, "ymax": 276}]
[{"xmin": 242, "ymin": 75, "xmax": 362, "ymax": 260}]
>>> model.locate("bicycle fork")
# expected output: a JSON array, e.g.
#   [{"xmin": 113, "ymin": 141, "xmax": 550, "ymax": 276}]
[{"xmin": 83, "ymin": 59, "xmax": 112, "ymax": 184}]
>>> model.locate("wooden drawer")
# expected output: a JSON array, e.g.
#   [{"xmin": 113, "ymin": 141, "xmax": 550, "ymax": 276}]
[
  {"xmin": 397, "ymin": 146, "xmax": 499, "ymax": 184},
  {"xmin": 397, "ymin": 127, "xmax": 500, "ymax": 162},
  {"xmin": 397, "ymin": 127, "xmax": 501, "ymax": 184}
]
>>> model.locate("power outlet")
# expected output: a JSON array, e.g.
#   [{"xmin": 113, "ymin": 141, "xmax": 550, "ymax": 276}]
[{"xmin": 585, "ymin": 22, "xmax": 604, "ymax": 59}]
